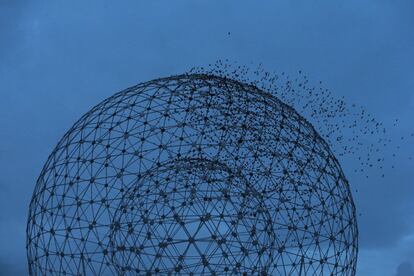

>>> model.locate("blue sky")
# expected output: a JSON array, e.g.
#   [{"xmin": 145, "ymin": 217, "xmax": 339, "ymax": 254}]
[{"xmin": 0, "ymin": 0, "xmax": 413, "ymax": 275}]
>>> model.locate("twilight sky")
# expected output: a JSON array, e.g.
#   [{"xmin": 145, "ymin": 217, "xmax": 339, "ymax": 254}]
[{"xmin": 0, "ymin": 0, "xmax": 413, "ymax": 275}]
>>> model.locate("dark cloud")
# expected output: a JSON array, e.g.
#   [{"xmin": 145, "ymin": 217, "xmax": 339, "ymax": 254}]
[
  {"xmin": 0, "ymin": 261, "xmax": 26, "ymax": 276},
  {"xmin": 0, "ymin": 0, "xmax": 413, "ymax": 275},
  {"xmin": 396, "ymin": 262, "xmax": 414, "ymax": 276},
  {"xmin": 0, "ymin": 0, "xmax": 34, "ymax": 59}
]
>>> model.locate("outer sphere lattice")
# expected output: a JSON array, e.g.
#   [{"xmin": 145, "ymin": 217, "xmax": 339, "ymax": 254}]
[{"xmin": 27, "ymin": 74, "xmax": 358, "ymax": 275}]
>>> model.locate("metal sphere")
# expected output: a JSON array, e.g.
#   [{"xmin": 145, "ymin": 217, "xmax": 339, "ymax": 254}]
[
  {"xmin": 110, "ymin": 158, "xmax": 274, "ymax": 275},
  {"xmin": 27, "ymin": 74, "xmax": 358, "ymax": 275}
]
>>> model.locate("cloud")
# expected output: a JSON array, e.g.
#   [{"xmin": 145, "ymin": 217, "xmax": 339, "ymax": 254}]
[
  {"xmin": 0, "ymin": 1, "xmax": 29, "ymax": 57},
  {"xmin": 0, "ymin": 261, "xmax": 26, "ymax": 276},
  {"xmin": 0, "ymin": 0, "xmax": 413, "ymax": 275},
  {"xmin": 396, "ymin": 262, "xmax": 414, "ymax": 276}
]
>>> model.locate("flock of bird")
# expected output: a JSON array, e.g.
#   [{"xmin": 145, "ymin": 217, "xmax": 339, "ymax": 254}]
[{"xmin": 189, "ymin": 60, "xmax": 413, "ymax": 182}]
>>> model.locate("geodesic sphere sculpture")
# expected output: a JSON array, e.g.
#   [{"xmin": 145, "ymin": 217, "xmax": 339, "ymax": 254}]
[
  {"xmin": 110, "ymin": 158, "xmax": 274, "ymax": 275},
  {"xmin": 27, "ymin": 74, "xmax": 358, "ymax": 275}
]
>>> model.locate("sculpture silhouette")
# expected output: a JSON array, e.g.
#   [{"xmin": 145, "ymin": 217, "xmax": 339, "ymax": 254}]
[{"xmin": 27, "ymin": 74, "xmax": 358, "ymax": 275}]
